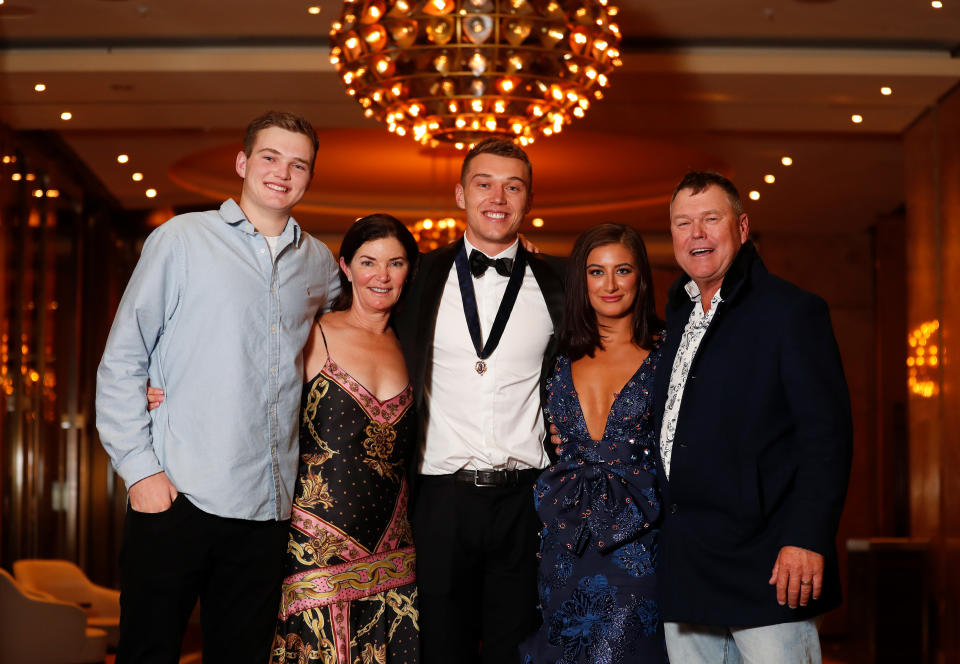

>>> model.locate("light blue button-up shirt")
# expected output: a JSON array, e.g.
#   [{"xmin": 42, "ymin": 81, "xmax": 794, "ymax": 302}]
[{"xmin": 96, "ymin": 199, "xmax": 340, "ymax": 520}]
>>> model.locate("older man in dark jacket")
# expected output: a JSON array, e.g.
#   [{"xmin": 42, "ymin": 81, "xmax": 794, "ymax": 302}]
[{"xmin": 652, "ymin": 171, "xmax": 852, "ymax": 662}]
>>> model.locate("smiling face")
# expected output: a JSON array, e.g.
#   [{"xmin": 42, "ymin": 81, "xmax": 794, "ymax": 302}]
[
  {"xmin": 236, "ymin": 126, "xmax": 314, "ymax": 226},
  {"xmin": 455, "ymin": 152, "xmax": 531, "ymax": 255},
  {"xmin": 670, "ymin": 184, "xmax": 749, "ymax": 301},
  {"xmin": 340, "ymin": 236, "xmax": 411, "ymax": 315},
  {"xmin": 585, "ymin": 242, "xmax": 638, "ymax": 322}
]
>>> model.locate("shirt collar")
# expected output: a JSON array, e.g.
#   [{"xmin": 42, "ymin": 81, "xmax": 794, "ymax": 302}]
[
  {"xmin": 684, "ymin": 279, "xmax": 723, "ymax": 306},
  {"xmin": 219, "ymin": 198, "xmax": 302, "ymax": 245},
  {"xmin": 463, "ymin": 234, "xmax": 519, "ymax": 261}
]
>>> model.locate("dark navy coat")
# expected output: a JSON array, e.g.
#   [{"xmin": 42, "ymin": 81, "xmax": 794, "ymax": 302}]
[{"xmin": 652, "ymin": 240, "xmax": 853, "ymax": 626}]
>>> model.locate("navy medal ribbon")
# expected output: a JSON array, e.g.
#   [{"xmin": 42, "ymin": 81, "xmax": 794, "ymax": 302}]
[{"xmin": 454, "ymin": 244, "xmax": 526, "ymax": 375}]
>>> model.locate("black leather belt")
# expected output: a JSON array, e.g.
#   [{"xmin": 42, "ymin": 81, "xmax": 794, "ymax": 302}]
[{"xmin": 452, "ymin": 468, "xmax": 540, "ymax": 487}]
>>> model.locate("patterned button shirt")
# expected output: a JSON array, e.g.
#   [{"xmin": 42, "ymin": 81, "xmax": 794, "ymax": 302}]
[{"xmin": 659, "ymin": 281, "xmax": 723, "ymax": 479}]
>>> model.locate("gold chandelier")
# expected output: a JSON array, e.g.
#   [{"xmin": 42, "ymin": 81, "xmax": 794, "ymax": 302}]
[{"xmin": 328, "ymin": 0, "xmax": 623, "ymax": 148}]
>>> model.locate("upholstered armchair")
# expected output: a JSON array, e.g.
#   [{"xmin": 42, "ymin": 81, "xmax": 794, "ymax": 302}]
[
  {"xmin": 0, "ymin": 568, "xmax": 108, "ymax": 663},
  {"xmin": 12, "ymin": 559, "xmax": 121, "ymax": 649}
]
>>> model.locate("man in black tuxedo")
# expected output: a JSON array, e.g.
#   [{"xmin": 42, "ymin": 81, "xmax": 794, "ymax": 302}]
[
  {"xmin": 652, "ymin": 171, "xmax": 852, "ymax": 663},
  {"xmin": 395, "ymin": 138, "xmax": 564, "ymax": 664}
]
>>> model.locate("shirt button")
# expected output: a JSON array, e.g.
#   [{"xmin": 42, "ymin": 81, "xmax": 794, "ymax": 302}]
[
  {"xmin": 670, "ymin": 504, "xmax": 679, "ymax": 515},
  {"xmin": 260, "ymin": 248, "xmax": 265, "ymax": 254},
  {"xmin": 270, "ymin": 367, "xmax": 277, "ymax": 374},
  {"xmin": 678, "ymin": 442, "xmax": 688, "ymax": 448},
  {"xmin": 271, "ymin": 325, "xmax": 277, "ymax": 333},
  {"xmin": 269, "ymin": 407, "xmax": 275, "ymax": 415}
]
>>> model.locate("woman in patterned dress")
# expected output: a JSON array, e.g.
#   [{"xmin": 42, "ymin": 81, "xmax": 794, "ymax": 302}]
[
  {"xmin": 270, "ymin": 214, "xmax": 421, "ymax": 664},
  {"xmin": 522, "ymin": 224, "xmax": 667, "ymax": 664}
]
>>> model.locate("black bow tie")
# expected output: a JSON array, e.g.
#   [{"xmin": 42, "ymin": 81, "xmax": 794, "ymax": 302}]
[{"xmin": 469, "ymin": 249, "xmax": 514, "ymax": 278}]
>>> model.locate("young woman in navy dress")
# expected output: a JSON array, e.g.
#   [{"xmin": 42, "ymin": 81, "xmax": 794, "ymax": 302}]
[{"xmin": 522, "ymin": 224, "xmax": 667, "ymax": 664}]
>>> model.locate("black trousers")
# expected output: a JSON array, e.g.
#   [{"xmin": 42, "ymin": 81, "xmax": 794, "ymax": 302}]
[
  {"xmin": 115, "ymin": 493, "xmax": 289, "ymax": 664},
  {"xmin": 412, "ymin": 472, "xmax": 542, "ymax": 664}
]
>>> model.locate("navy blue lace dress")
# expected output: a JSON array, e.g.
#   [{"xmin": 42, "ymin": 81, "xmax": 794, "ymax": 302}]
[{"xmin": 522, "ymin": 343, "xmax": 666, "ymax": 664}]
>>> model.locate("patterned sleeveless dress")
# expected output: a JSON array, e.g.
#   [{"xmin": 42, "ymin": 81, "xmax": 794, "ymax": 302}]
[
  {"xmin": 522, "ymin": 340, "xmax": 666, "ymax": 664},
  {"xmin": 270, "ymin": 327, "xmax": 420, "ymax": 664}
]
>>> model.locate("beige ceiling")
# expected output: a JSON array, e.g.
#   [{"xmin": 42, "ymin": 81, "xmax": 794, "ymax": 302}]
[{"xmin": 1, "ymin": 0, "xmax": 958, "ymax": 237}]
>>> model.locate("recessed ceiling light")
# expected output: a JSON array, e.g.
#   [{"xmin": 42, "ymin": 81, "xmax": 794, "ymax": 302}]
[
  {"xmin": 46, "ymin": 189, "xmax": 60, "ymax": 198},
  {"xmin": 117, "ymin": 154, "xmax": 129, "ymax": 164},
  {"xmin": 763, "ymin": 174, "xmax": 776, "ymax": 184},
  {"xmin": 11, "ymin": 173, "xmax": 22, "ymax": 181},
  {"xmin": 880, "ymin": 86, "xmax": 893, "ymax": 96},
  {"xmin": 931, "ymin": 0, "xmax": 943, "ymax": 8},
  {"xmin": 25, "ymin": 173, "xmax": 35, "ymax": 181},
  {"xmin": 781, "ymin": 156, "xmax": 793, "ymax": 166},
  {"xmin": 32, "ymin": 189, "xmax": 44, "ymax": 198},
  {"xmin": 532, "ymin": 217, "xmax": 545, "ymax": 227},
  {"xmin": 34, "ymin": 83, "xmax": 46, "ymax": 92},
  {"xmin": 308, "ymin": 5, "xmax": 321, "ymax": 14},
  {"xmin": 851, "ymin": 114, "xmax": 864, "ymax": 124},
  {"xmin": 748, "ymin": 190, "xmax": 761, "ymax": 201},
  {"xmin": 60, "ymin": 111, "xmax": 72, "ymax": 121},
  {"xmin": 145, "ymin": 188, "xmax": 158, "ymax": 198},
  {"xmin": 132, "ymin": 172, "xmax": 144, "ymax": 181}
]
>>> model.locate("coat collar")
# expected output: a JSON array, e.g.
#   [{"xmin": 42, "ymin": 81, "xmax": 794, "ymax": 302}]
[{"xmin": 667, "ymin": 240, "xmax": 765, "ymax": 312}]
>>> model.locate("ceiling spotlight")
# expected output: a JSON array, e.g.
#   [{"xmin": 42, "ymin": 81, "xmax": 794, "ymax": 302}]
[
  {"xmin": 781, "ymin": 156, "xmax": 793, "ymax": 166},
  {"xmin": 11, "ymin": 173, "xmax": 22, "ymax": 181},
  {"xmin": 880, "ymin": 86, "xmax": 893, "ymax": 96},
  {"xmin": 132, "ymin": 172, "xmax": 144, "ymax": 181},
  {"xmin": 763, "ymin": 174, "xmax": 776, "ymax": 184},
  {"xmin": 60, "ymin": 111, "xmax": 72, "ymax": 121},
  {"xmin": 308, "ymin": 5, "xmax": 321, "ymax": 13},
  {"xmin": 748, "ymin": 190, "xmax": 761, "ymax": 201},
  {"xmin": 851, "ymin": 114, "xmax": 864, "ymax": 124},
  {"xmin": 34, "ymin": 83, "xmax": 46, "ymax": 92},
  {"xmin": 117, "ymin": 154, "xmax": 130, "ymax": 164},
  {"xmin": 145, "ymin": 188, "xmax": 158, "ymax": 198},
  {"xmin": 532, "ymin": 217, "xmax": 545, "ymax": 228},
  {"xmin": 46, "ymin": 189, "xmax": 60, "ymax": 198},
  {"xmin": 931, "ymin": 0, "xmax": 943, "ymax": 7},
  {"xmin": 32, "ymin": 189, "xmax": 44, "ymax": 198}
]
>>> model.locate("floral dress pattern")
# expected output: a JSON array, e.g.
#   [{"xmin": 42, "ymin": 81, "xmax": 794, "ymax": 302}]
[
  {"xmin": 270, "ymin": 331, "xmax": 419, "ymax": 664},
  {"xmin": 522, "ymin": 341, "xmax": 666, "ymax": 664}
]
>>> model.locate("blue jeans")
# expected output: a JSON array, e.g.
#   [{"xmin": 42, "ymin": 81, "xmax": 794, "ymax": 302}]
[{"xmin": 664, "ymin": 619, "xmax": 821, "ymax": 664}]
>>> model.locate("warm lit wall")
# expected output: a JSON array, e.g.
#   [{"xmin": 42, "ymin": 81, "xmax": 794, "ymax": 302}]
[{"xmin": 904, "ymin": 82, "xmax": 960, "ymax": 664}]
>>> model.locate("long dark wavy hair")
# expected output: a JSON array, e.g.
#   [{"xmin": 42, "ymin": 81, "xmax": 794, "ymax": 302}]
[
  {"xmin": 558, "ymin": 223, "xmax": 662, "ymax": 361},
  {"xmin": 330, "ymin": 213, "xmax": 419, "ymax": 312}
]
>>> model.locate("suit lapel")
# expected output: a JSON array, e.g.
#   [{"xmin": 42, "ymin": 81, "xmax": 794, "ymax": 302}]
[
  {"xmin": 528, "ymin": 251, "xmax": 565, "ymax": 327},
  {"xmin": 412, "ymin": 240, "xmax": 461, "ymax": 407}
]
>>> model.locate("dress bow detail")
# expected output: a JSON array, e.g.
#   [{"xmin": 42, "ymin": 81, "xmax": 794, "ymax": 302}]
[{"xmin": 537, "ymin": 451, "xmax": 660, "ymax": 557}]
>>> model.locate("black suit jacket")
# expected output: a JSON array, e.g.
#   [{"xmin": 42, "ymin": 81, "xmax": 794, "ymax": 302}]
[
  {"xmin": 651, "ymin": 241, "xmax": 853, "ymax": 626},
  {"xmin": 394, "ymin": 239, "xmax": 566, "ymax": 483}
]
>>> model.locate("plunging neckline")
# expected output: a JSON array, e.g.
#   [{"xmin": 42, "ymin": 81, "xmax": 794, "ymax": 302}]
[
  {"xmin": 568, "ymin": 352, "xmax": 652, "ymax": 443},
  {"xmin": 306, "ymin": 321, "xmax": 410, "ymax": 405},
  {"xmin": 319, "ymin": 358, "xmax": 410, "ymax": 405},
  {"xmin": 306, "ymin": 359, "xmax": 411, "ymax": 406}
]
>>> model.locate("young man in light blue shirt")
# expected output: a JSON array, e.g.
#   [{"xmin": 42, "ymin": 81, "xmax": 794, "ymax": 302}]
[{"xmin": 96, "ymin": 111, "xmax": 339, "ymax": 663}]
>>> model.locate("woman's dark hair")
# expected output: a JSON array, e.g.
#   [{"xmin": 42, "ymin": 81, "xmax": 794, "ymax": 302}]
[
  {"xmin": 558, "ymin": 223, "xmax": 662, "ymax": 360},
  {"xmin": 331, "ymin": 213, "xmax": 419, "ymax": 312}
]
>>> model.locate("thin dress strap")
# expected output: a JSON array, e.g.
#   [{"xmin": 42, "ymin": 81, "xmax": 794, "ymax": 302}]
[{"xmin": 316, "ymin": 320, "xmax": 331, "ymax": 358}]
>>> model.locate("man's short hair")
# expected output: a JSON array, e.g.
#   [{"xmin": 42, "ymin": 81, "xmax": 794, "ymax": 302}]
[
  {"xmin": 243, "ymin": 111, "xmax": 319, "ymax": 170},
  {"xmin": 671, "ymin": 171, "xmax": 744, "ymax": 217},
  {"xmin": 459, "ymin": 138, "xmax": 533, "ymax": 189}
]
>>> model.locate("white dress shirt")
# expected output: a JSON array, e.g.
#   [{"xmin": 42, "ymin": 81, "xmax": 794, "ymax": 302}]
[
  {"xmin": 659, "ymin": 281, "xmax": 723, "ymax": 479},
  {"xmin": 419, "ymin": 236, "xmax": 554, "ymax": 474}
]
